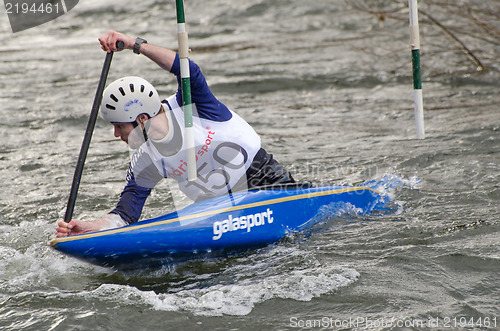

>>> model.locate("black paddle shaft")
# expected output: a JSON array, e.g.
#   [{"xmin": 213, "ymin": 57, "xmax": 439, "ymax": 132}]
[{"xmin": 63, "ymin": 42, "xmax": 123, "ymax": 223}]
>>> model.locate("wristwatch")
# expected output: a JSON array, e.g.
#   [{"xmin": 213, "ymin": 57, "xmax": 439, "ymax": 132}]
[{"xmin": 133, "ymin": 37, "xmax": 147, "ymax": 54}]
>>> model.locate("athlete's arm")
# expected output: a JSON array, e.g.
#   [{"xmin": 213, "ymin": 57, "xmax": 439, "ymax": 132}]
[
  {"xmin": 55, "ymin": 173, "xmax": 155, "ymax": 237},
  {"xmin": 109, "ymin": 149, "xmax": 164, "ymax": 224},
  {"xmin": 98, "ymin": 30, "xmax": 232, "ymax": 121},
  {"xmin": 98, "ymin": 30, "xmax": 176, "ymax": 71},
  {"xmin": 109, "ymin": 175, "xmax": 153, "ymax": 225}
]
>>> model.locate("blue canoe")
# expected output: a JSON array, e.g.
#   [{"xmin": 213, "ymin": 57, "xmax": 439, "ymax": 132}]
[{"xmin": 50, "ymin": 184, "xmax": 389, "ymax": 269}]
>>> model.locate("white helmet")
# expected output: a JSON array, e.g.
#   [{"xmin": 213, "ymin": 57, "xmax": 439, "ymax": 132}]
[{"xmin": 101, "ymin": 76, "xmax": 161, "ymax": 123}]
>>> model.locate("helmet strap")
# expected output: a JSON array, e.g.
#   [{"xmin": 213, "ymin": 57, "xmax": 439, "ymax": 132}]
[{"xmin": 132, "ymin": 114, "xmax": 150, "ymax": 142}]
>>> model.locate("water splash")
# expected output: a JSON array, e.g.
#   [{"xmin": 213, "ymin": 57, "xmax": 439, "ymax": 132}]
[
  {"xmin": 73, "ymin": 263, "xmax": 359, "ymax": 316},
  {"xmin": 362, "ymin": 173, "xmax": 422, "ymax": 196}
]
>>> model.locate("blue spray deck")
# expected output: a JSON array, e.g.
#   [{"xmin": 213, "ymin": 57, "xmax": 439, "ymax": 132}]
[{"xmin": 50, "ymin": 184, "xmax": 390, "ymax": 269}]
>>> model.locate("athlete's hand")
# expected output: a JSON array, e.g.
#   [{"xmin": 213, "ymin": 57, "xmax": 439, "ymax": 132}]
[
  {"xmin": 55, "ymin": 220, "xmax": 81, "ymax": 238},
  {"xmin": 55, "ymin": 214, "xmax": 127, "ymax": 238},
  {"xmin": 98, "ymin": 30, "xmax": 135, "ymax": 53}
]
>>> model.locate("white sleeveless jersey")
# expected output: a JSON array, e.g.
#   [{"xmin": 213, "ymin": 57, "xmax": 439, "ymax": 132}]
[{"xmin": 134, "ymin": 95, "xmax": 261, "ymax": 201}]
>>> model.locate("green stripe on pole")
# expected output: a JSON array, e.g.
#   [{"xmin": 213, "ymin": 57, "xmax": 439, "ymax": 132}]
[
  {"xmin": 176, "ymin": 0, "xmax": 185, "ymax": 23},
  {"xmin": 411, "ymin": 49, "xmax": 422, "ymax": 90},
  {"xmin": 182, "ymin": 78, "xmax": 193, "ymax": 127}
]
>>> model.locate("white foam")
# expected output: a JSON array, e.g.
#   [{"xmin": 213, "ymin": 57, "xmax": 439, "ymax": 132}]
[
  {"xmin": 74, "ymin": 264, "xmax": 359, "ymax": 316},
  {"xmin": 0, "ymin": 219, "xmax": 112, "ymax": 293}
]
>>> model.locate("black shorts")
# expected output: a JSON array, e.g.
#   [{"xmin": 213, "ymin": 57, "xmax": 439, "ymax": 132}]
[{"xmin": 244, "ymin": 148, "xmax": 295, "ymax": 189}]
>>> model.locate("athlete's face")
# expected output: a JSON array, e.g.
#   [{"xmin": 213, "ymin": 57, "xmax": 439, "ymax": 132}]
[{"xmin": 111, "ymin": 122, "xmax": 135, "ymax": 144}]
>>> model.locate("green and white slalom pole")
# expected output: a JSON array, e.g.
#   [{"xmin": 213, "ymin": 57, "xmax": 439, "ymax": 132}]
[
  {"xmin": 175, "ymin": 0, "xmax": 197, "ymax": 181},
  {"xmin": 409, "ymin": 0, "xmax": 425, "ymax": 139}
]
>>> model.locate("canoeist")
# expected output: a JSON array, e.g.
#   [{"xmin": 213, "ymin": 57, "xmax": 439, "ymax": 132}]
[{"xmin": 55, "ymin": 30, "xmax": 294, "ymax": 238}]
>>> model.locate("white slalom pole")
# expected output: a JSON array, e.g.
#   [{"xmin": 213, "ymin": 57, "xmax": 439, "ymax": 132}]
[
  {"xmin": 409, "ymin": 0, "xmax": 425, "ymax": 139},
  {"xmin": 176, "ymin": 0, "xmax": 197, "ymax": 181}
]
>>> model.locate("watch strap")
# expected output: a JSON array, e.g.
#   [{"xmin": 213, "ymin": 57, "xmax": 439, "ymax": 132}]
[{"xmin": 133, "ymin": 37, "xmax": 147, "ymax": 54}]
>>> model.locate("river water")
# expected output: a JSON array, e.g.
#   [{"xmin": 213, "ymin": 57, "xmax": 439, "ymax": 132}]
[{"xmin": 1, "ymin": 0, "xmax": 499, "ymax": 330}]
